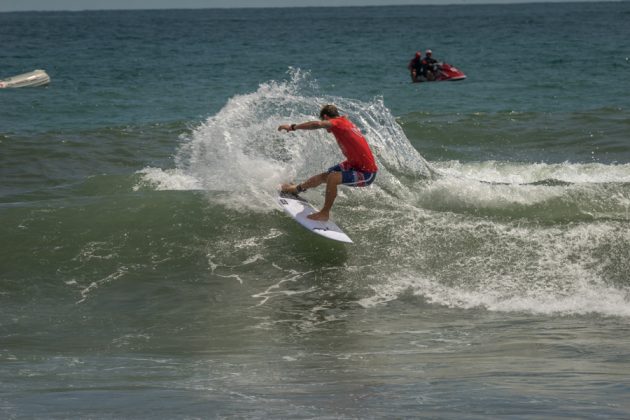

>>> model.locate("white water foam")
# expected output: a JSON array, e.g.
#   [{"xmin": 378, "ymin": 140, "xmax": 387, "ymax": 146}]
[
  {"xmin": 360, "ymin": 272, "xmax": 630, "ymax": 317},
  {"xmin": 359, "ymin": 219, "xmax": 630, "ymax": 317},
  {"xmin": 135, "ymin": 167, "xmax": 202, "ymax": 191},
  {"xmin": 419, "ymin": 160, "xmax": 630, "ymax": 220},
  {"xmin": 434, "ymin": 160, "xmax": 630, "ymax": 185}
]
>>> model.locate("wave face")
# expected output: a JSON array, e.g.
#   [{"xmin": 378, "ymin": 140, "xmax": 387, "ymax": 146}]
[{"xmin": 136, "ymin": 71, "xmax": 630, "ymax": 318}]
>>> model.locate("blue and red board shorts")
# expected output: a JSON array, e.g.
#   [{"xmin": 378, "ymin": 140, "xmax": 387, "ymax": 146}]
[{"xmin": 327, "ymin": 162, "xmax": 377, "ymax": 187}]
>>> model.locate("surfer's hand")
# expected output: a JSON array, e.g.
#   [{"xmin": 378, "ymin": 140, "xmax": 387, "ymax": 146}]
[{"xmin": 278, "ymin": 124, "xmax": 292, "ymax": 132}]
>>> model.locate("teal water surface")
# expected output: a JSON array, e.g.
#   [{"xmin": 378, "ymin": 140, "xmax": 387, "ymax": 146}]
[{"xmin": 1, "ymin": 3, "xmax": 630, "ymax": 418}]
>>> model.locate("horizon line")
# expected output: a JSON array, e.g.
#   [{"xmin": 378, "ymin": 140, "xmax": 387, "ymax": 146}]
[{"xmin": 0, "ymin": 0, "xmax": 618, "ymax": 14}]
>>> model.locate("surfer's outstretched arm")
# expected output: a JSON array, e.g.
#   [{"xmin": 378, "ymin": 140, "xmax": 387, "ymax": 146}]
[{"xmin": 278, "ymin": 119, "xmax": 333, "ymax": 132}]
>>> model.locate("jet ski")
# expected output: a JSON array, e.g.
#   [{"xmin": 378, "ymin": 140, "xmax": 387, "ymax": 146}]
[
  {"xmin": 414, "ymin": 62, "xmax": 466, "ymax": 82},
  {"xmin": 0, "ymin": 69, "xmax": 50, "ymax": 88}
]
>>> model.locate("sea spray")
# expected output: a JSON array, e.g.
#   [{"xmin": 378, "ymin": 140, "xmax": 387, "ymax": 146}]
[{"xmin": 138, "ymin": 69, "xmax": 434, "ymax": 209}]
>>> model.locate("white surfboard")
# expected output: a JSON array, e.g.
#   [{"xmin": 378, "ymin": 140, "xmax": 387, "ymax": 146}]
[{"xmin": 276, "ymin": 192, "xmax": 353, "ymax": 243}]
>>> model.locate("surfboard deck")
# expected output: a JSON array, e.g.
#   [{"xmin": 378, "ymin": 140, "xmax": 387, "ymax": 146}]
[{"xmin": 276, "ymin": 192, "xmax": 353, "ymax": 244}]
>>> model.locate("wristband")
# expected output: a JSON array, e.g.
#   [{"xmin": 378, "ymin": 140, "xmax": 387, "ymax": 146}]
[{"xmin": 291, "ymin": 124, "xmax": 297, "ymax": 131}]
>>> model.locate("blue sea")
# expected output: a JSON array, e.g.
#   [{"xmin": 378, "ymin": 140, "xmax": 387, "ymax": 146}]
[{"xmin": 2, "ymin": 2, "xmax": 630, "ymax": 418}]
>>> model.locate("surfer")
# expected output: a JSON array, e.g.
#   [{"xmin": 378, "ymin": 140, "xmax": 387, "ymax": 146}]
[{"xmin": 278, "ymin": 104, "xmax": 378, "ymax": 222}]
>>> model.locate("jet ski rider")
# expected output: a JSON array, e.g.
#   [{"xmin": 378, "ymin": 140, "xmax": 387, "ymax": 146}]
[
  {"xmin": 423, "ymin": 49, "xmax": 438, "ymax": 80},
  {"xmin": 407, "ymin": 51, "xmax": 424, "ymax": 83}
]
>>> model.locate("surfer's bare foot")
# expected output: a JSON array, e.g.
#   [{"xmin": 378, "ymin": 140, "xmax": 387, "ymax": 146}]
[
  {"xmin": 281, "ymin": 183, "xmax": 299, "ymax": 194},
  {"xmin": 307, "ymin": 211, "xmax": 329, "ymax": 221}
]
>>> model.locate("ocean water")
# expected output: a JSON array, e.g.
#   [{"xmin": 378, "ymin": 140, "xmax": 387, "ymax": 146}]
[{"xmin": 2, "ymin": 2, "xmax": 630, "ymax": 418}]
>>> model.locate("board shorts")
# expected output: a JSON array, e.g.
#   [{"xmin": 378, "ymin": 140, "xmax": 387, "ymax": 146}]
[{"xmin": 327, "ymin": 163, "xmax": 377, "ymax": 187}]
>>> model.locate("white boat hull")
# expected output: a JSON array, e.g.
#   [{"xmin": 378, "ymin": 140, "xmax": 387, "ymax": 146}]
[{"xmin": 0, "ymin": 69, "xmax": 50, "ymax": 88}]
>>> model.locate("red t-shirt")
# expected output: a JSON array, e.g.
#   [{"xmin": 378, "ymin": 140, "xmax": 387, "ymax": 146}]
[{"xmin": 328, "ymin": 117, "xmax": 378, "ymax": 173}]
